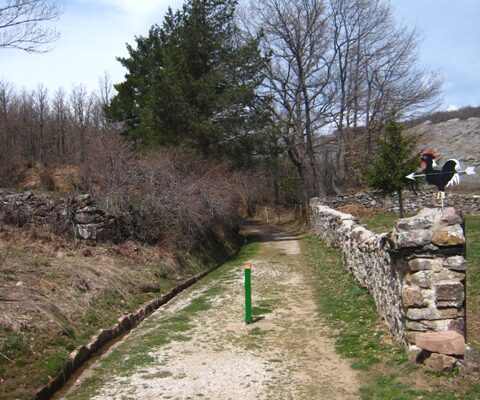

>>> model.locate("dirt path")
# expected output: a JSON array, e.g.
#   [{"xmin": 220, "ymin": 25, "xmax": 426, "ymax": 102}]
[{"xmin": 63, "ymin": 222, "xmax": 360, "ymax": 399}]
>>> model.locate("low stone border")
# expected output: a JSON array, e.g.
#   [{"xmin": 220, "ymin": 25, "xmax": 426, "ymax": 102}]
[{"xmin": 33, "ymin": 263, "xmax": 225, "ymax": 400}]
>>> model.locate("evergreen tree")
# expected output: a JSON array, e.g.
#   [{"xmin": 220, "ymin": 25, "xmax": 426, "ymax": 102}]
[
  {"xmin": 363, "ymin": 113, "xmax": 420, "ymax": 217},
  {"xmin": 106, "ymin": 0, "xmax": 269, "ymax": 162}
]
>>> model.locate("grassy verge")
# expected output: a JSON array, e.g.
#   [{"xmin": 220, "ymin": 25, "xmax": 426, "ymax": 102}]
[
  {"xmin": 465, "ymin": 216, "xmax": 480, "ymax": 354},
  {"xmin": 301, "ymin": 234, "xmax": 480, "ymax": 399}
]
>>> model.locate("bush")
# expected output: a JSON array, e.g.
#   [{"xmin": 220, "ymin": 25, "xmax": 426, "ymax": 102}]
[{"xmin": 84, "ymin": 135, "xmax": 240, "ymax": 248}]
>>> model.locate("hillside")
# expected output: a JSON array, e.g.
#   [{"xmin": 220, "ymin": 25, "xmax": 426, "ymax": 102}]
[{"xmin": 408, "ymin": 117, "xmax": 480, "ymax": 185}]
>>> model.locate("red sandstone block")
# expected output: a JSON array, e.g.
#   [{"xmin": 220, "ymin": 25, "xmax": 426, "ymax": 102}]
[{"xmin": 415, "ymin": 330, "xmax": 465, "ymax": 355}]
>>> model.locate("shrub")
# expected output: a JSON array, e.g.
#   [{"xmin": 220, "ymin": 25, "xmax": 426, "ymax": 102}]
[{"xmin": 84, "ymin": 135, "xmax": 240, "ymax": 248}]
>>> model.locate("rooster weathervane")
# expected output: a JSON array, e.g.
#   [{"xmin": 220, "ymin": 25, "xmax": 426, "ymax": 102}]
[{"xmin": 406, "ymin": 150, "xmax": 476, "ymax": 210}]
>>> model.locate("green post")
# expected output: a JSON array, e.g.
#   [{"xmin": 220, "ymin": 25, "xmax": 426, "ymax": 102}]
[{"xmin": 244, "ymin": 263, "xmax": 253, "ymax": 324}]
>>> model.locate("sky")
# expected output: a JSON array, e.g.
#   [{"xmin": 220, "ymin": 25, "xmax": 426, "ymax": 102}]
[{"xmin": 1, "ymin": 0, "xmax": 479, "ymax": 110}]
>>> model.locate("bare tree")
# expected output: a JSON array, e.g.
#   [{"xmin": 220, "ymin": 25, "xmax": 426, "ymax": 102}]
[
  {"xmin": 328, "ymin": 0, "xmax": 441, "ymax": 144},
  {"xmin": 243, "ymin": 0, "xmax": 442, "ymax": 196},
  {"xmin": 32, "ymin": 84, "xmax": 49, "ymax": 160},
  {"xmin": 0, "ymin": 0, "xmax": 61, "ymax": 52},
  {"xmin": 242, "ymin": 0, "xmax": 335, "ymax": 200},
  {"xmin": 70, "ymin": 84, "xmax": 92, "ymax": 163},
  {"xmin": 51, "ymin": 87, "xmax": 70, "ymax": 161},
  {"xmin": 0, "ymin": 80, "xmax": 14, "ymax": 152}
]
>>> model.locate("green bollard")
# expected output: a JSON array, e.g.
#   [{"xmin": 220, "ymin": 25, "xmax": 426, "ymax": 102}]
[{"xmin": 244, "ymin": 263, "xmax": 253, "ymax": 324}]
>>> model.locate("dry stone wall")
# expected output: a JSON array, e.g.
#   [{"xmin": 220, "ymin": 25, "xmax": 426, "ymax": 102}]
[
  {"xmin": 321, "ymin": 190, "xmax": 480, "ymax": 215},
  {"xmin": 309, "ymin": 199, "xmax": 469, "ymax": 371},
  {"xmin": 0, "ymin": 189, "xmax": 121, "ymax": 242}
]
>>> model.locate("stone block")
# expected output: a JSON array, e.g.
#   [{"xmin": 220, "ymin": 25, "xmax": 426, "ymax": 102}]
[
  {"xmin": 408, "ymin": 258, "xmax": 442, "ymax": 272},
  {"xmin": 74, "ymin": 212, "xmax": 99, "ymax": 224},
  {"xmin": 406, "ymin": 307, "xmax": 460, "ymax": 321},
  {"xmin": 395, "ymin": 213, "xmax": 433, "ymax": 231},
  {"xmin": 76, "ymin": 224, "xmax": 97, "ymax": 240},
  {"xmin": 443, "ymin": 256, "xmax": 466, "ymax": 271},
  {"xmin": 415, "ymin": 330, "xmax": 465, "ymax": 355},
  {"xmin": 402, "ymin": 287, "xmax": 428, "ymax": 307},
  {"xmin": 435, "ymin": 208, "xmax": 463, "ymax": 227},
  {"xmin": 407, "ymin": 331, "xmax": 417, "ymax": 343},
  {"xmin": 423, "ymin": 353, "xmax": 458, "ymax": 372},
  {"xmin": 436, "ymin": 300, "xmax": 464, "ymax": 308},
  {"xmin": 435, "ymin": 282, "xmax": 464, "ymax": 303},
  {"xmin": 393, "ymin": 229, "xmax": 432, "ymax": 248},
  {"xmin": 432, "ymin": 226, "xmax": 465, "ymax": 247},
  {"xmin": 406, "ymin": 320, "xmax": 427, "ymax": 331},
  {"xmin": 117, "ymin": 315, "xmax": 132, "ymax": 331},
  {"xmin": 417, "ymin": 319, "xmax": 453, "ymax": 332},
  {"xmin": 408, "ymin": 271, "xmax": 432, "ymax": 288},
  {"xmin": 69, "ymin": 345, "xmax": 90, "ymax": 367},
  {"xmin": 448, "ymin": 318, "xmax": 465, "ymax": 335}
]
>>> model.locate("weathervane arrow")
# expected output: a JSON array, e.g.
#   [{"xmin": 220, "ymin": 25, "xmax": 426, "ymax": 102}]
[{"xmin": 406, "ymin": 166, "xmax": 476, "ymax": 181}]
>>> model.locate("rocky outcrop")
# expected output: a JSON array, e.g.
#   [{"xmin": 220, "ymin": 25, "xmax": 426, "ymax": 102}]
[
  {"xmin": 0, "ymin": 189, "xmax": 121, "ymax": 242},
  {"xmin": 309, "ymin": 200, "xmax": 470, "ymax": 371}
]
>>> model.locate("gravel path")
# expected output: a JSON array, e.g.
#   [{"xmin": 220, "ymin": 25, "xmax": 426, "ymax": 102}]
[{"xmin": 63, "ymin": 223, "xmax": 359, "ymax": 399}]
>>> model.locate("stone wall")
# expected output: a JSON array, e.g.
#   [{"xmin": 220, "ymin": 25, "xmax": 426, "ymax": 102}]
[
  {"xmin": 321, "ymin": 190, "xmax": 480, "ymax": 215},
  {"xmin": 0, "ymin": 189, "xmax": 120, "ymax": 241},
  {"xmin": 309, "ymin": 199, "xmax": 469, "ymax": 371}
]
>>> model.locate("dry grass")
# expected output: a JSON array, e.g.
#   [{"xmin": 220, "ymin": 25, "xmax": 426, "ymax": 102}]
[{"xmin": 0, "ymin": 222, "xmax": 237, "ymax": 400}]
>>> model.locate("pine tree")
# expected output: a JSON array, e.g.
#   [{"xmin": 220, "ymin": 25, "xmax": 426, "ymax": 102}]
[
  {"xmin": 363, "ymin": 113, "xmax": 420, "ymax": 217},
  {"xmin": 106, "ymin": 0, "xmax": 269, "ymax": 162}
]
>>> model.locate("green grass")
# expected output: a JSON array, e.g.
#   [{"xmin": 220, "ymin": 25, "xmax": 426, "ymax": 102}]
[
  {"xmin": 302, "ymin": 237, "xmax": 394, "ymax": 370},
  {"xmin": 465, "ymin": 215, "xmax": 480, "ymax": 354},
  {"xmin": 0, "ymin": 329, "xmax": 30, "ymax": 361},
  {"xmin": 359, "ymin": 213, "xmax": 401, "ymax": 233},
  {"xmin": 301, "ymin": 233, "xmax": 480, "ymax": 399}
]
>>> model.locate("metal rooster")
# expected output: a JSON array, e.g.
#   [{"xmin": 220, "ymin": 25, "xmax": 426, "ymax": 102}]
[{"xmin": 406, "ymin": 150, "xmax": 476, "ymax": 210}]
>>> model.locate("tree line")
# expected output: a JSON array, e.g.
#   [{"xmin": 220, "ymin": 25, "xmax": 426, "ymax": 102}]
[
  {"xmin": 1, "ymin": 0, "xmax": 444, "ymax": 211},
  {"xmin": 0, "ymin": 78, "xmax": 115, "ymax": 182},
  {"xmin": 105, "ymin": 0, "xmax": 441, "ymax": 201}
]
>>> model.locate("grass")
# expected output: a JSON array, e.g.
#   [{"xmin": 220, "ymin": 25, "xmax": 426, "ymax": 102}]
[
  {"xmin": 465, "ymin": 216, "xmax": 480, "ymax": 354},
  {"xmin": 301, "ymin": 233, "xmax": 480, "ymax": 399},
  {"xmin": 0, "ymin": 221, "xmax": 244, "ymax": 400},
  {"xmin": 359, "ymin": 212, "xmax": 401, "ymax": 233}
]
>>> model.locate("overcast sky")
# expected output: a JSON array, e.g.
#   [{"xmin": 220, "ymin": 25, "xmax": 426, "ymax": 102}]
[{"xmin": 1, "ymin": 0, "xmax": 479, "ymax": 110}]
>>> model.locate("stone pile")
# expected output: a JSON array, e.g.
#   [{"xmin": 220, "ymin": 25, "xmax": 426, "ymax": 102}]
[
  {"xmin": 0, "ymin": 189, "xmax": 121, "ymax": 242},
  {"xmin": 309, "ymin": 200, "xmax": 471, "ymax": 371}
]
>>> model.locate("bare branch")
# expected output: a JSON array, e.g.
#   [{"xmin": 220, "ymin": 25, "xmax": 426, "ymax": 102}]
[{"xmin": 0, "ymin": 0, "xmax": 61, "ymax": 52}]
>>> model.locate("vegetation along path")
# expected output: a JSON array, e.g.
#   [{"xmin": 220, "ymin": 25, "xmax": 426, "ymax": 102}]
[{"xmin": 61, "ymin": 222, "xmax": 359, "ymax": 399}]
